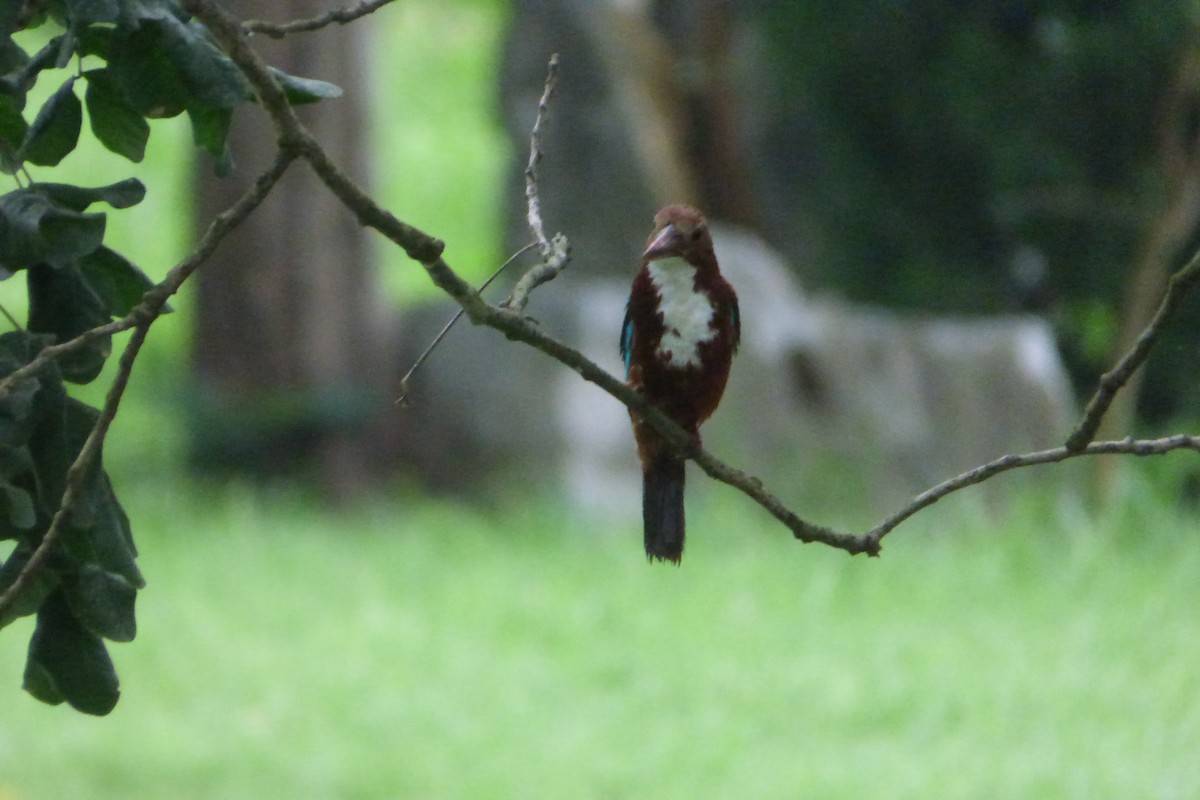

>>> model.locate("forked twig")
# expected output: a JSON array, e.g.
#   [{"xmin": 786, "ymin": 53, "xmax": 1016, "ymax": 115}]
[
  {"xmin": 1064, "ymin": 246, "xmax": 1200, "ymax": 452},
  {"xmin": 504, "ymin": 53, "xmax": 571, "ymax": 314},
  {"xmin": 396, "ymin": 52, "xmax": 567, "ymax": 404}
]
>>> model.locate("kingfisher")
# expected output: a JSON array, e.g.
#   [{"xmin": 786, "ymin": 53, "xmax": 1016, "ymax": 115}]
[{"xmin": 620, "ymin": 205, "xmax": 740, "ymax": 563}]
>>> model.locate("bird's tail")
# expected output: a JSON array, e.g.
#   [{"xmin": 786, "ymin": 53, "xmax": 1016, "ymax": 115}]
[{"xmin": 643, "ymin": 454, "xmax": 686, "ymax": 563}]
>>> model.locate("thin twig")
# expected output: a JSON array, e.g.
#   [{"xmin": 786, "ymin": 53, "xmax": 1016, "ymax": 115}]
[
  {"xmin": 866, "ymin": 435, "xmax": 1200, "ymax": 546},
  {"xmin": 525, "ymin": 53, "xmax": 557, "ymax": 256},
  {"xmin": 395, "ymin": 241, "xmax": 537, "ymax": 407},
  {"xmin": 241, "ymin": 0, "xmax": 397, "ymax": 38},
  {"xmin": 0, "ymin": 301, "xmax": 22, "ymax": 331},
  {"xmin": 504, "ymin": 54, "xmax": 570, "ymax": 314},
  {"xmin": 1064, "ymin": 245, "xmax": 1200, "ymax": 452}
]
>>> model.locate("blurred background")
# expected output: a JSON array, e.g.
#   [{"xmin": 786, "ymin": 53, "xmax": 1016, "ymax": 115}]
[
  {"xmin": 4, "ymin": 1, "xmax": 1200, "ymax": 797},
  {"xmin": 159, "ymin": 0, "xmax": 1200, "ymax": 512}
]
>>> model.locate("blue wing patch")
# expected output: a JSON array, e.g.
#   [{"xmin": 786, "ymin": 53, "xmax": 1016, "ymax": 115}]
[
  {"xmin": 730, "ymin": 296, "xmax": 741, "ymax": 353},
  {"xmin": 620, "ymin": 311, "xmax": 634, "ymax": 379}
]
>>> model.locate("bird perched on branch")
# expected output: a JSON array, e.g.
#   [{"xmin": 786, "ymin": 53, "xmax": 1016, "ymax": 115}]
[{"xmin": 621, "ymin": 205, "xmax": 740, "ymax": 563}]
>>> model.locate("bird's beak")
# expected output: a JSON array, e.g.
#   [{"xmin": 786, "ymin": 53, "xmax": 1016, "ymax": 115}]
[{"xmin": 643, "ymin": 223, "xmax": 682, "ymax": 260}]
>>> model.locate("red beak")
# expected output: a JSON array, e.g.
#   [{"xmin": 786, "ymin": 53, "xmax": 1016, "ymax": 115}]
[{"xmin": 643, "ymin": 224, "xmax": 682, "ymax": 260}]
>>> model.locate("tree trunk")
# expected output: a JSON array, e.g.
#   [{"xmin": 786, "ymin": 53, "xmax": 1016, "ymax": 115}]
[{"xmin": 190, "ymin": 0, "xmax": 388, "ymax": 499}]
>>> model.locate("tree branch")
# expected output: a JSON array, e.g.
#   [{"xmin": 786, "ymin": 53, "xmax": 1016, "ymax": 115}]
[
  {"xmin": 241, "ymin": 0, "xmax": 397, "ymax": 38},
  {"xmin": 1064, "ymin": 243, "xmax": 1200, "ymax": 452},
  {"xmin": 867, "ymin": 435, "xmax": 1200, "ymax": 544}
]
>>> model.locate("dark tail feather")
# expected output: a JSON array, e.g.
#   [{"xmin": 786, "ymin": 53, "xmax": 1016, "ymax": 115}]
[{"xmin": 643, "ymin": 456, "xmax": 686, "ymax": 563}]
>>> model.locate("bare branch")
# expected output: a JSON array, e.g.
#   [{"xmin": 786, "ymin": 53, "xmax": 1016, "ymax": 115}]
[
  {"xmin": 868, "ymin": 435, "xmax": 1200, "ymax": 545},
  {"xmin": 524, "ymin": 53, "xmax": 558, "ymax": 256},
  {"xmin": 241, "ymin": 0, "xmax": 397, "ymax": 38},
  {"xmin": 1064, "ymin": 245, "xmax": 1200, "ymax": 452},
  {"xmin": 504, "ymin": 54, "xmax": 571, "ymax": 314}
]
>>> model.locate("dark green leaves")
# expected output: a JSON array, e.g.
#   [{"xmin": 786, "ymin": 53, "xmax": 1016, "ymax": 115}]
[
  {"xmin": 0, "ymin": 331, "xmax": 138, "ymax": 713},
  {"xmin": 0, "ymin": 190, "xmax": 106, "ymax": 271},
  {"xmin": 20, "ymin": 77, "xmax": 81, "ymax": 166},
  {"xmin": 0, "ymin": 180, "xmax": 145, "ymax": 273},
  {"xmin": 62, "ymin": 0, "xmax": 122, "ymax": 27},
  {"xmin": 0, "ymin": 179, "xmax": 151, "ymax": 384},
  {"xmin": 80, "ymin": 246, "xmax": 157, "ymax": 315},
  {"xmin": 84, "ymin": 70, "xmax": 149, "ymax": 162},
  {"xmin": 27, "ymin": 262, "xmax": 112, "ymax": 383},
  {"xmin": 0, "ymin": 0, "xmax": 343, "ymax": 717},
  {"xmin": 24, "ymin": 589, "xmax": 120, "ymax": 715},
  {"xmin": 63, "ymin": 563, "xmax": 137, "ymax": 643},
  {"xmin": 38, "ymin": 177, "xmax": 146, "ymax": 211}
]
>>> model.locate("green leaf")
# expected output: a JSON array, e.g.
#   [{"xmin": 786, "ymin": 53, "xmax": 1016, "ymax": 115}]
[
  {"xmin": 63, "ymin": 0, "xmax": 121, "ymax": 26},
  {"xmin": 9, "ymin": 36, "xmax": 64, "ymax": 99},
  {"xmin": 24, "ymin": 349, "xmax": 69, "ymax": 508},
  {"xmin": 0, "ymin": 90, "xmax": 26, "ymax": 144},
  {"xmin": 0, "ymin": 544, "xmax": 59, "ymax": 629},
  {"xmin": 38, "ymin": 178, "xmax": 146, "ymax": 211},
  {"xmin": 0, "ymin": 35, "xmax": 27, "ymax": 75},
  {"xmin": 163, "ymin": 17, "xmax": 250, "ymax": 109},
  {"xmin": 269, "ymin": 68, "xmax": 343, "ymax": 105},
  {"xmin": 187, "ymin": 103, "xmax": 230, "ymax": 158},
  {"xmin": 0, "ymin": 190, "xmax": 107, "ymax": 270},
  {"xmin": 0, "ymin": 332, "xmax": 56, "ymax": 444},
  {"xmin": 19, "ymin": 76, "xmax": 81, "ymax": 167},
  {"xmin": 0, "ymin": 7, "xmax": 22, "ymax": 36},
  {"xmin": 84, "ymin": 69, "xmax": 149, "ymax": 162},
  {"xmin": 24, "ymin": 588, "xmax": 120, "ymax": 715},
  {"xmin": 0, "ymin": 479, "xmax": 35, "ymax": 531},
  {"xmin": 0, "ymin": 92, "xmax": 26, "ymax": 174},
  {"xmin": 39, "ymin": 398, "xmax": 142, "ymax": 586},
  {"xmin": 61, "ymin": 563, "xmax": 137, "ymax": 642},
  {"xmin": 76, "ymin": 25, "xmax": 112, "ymax": 60},
  {"xmin": 79, "ymin": 246, "xmax": 156, "ymax": 316},
  {"xmin": 106, "ymin": 20, "xmax": 188, "ymax": 118},
  {"xmin": 26, "ymin": 263, "xmax": 111, "ymax": 384}
]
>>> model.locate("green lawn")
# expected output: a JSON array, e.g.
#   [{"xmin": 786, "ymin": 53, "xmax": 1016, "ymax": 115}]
[{"xmin": 2, "ymin": 476, "xmax": 1198, "ymax": 799}]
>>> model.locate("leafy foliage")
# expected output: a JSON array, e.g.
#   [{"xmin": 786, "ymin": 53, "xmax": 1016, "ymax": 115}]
[{"xmin": 0, "ymin": 0, "xmax": 340, "ymax": 714}]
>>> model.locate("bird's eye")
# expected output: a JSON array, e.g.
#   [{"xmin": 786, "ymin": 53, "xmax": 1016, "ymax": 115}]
[{"xmin": 690, "ymin": 228, "xmax": 703, "ymax": 241}]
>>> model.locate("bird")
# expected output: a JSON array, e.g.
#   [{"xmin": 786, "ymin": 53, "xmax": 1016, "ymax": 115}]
[{"xmin": 620, "ymin": 205, "xmax": 740, "ymax": 563}]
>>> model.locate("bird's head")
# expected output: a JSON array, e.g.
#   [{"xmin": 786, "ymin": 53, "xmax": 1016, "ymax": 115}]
[{"xmin": 643, "ymin": 205, "xmax": 715, "ymax": 267}]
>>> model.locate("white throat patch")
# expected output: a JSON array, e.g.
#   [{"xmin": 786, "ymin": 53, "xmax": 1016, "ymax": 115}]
[{"xmin": 647, "ymin": 257, "xmax": 715, "ymax": 368}]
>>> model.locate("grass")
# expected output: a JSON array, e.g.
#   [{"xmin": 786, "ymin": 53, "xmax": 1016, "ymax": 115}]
[{"xmin": 2, "ymin": 474, "xmax": 1199, "ymax": 799}]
